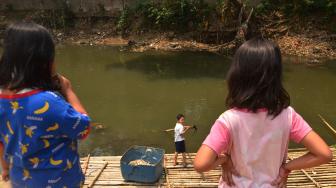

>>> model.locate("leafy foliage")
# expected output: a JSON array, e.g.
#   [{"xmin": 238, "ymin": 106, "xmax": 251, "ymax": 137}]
[
  {"xmin": 117, "ymin": 7, "xmax": 130, "ymax": 34},
  {"xmin": 135, "ymin": 0, "xmax": 211, "ymax": 31}
]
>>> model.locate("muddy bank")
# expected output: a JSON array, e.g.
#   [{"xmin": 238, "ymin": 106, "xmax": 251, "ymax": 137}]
[
  {"xmin": 53, "ymin": 30, "xmax": 336, "ymax": 62},
  {"xmin": 277, "ymin": 35, "xmax": 336, "ymax": 60},
  {"xmin": 0, "ymin": 25, "xmax": 335, "ymax": 62},
  {"xmin": 0, "ymin": 14, "xmax": 335, "ymax": 62}
]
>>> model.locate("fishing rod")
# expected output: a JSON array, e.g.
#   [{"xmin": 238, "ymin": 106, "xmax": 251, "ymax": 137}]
[
  {"xmin": 318, "ymin": 114, "xmax": 336, "ymax": 140},
  {"xmin": 164, "ymin": 125, "xmax": 198, "ymax": 132}
]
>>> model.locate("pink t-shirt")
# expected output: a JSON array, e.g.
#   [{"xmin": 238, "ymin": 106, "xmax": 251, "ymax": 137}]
[{"xmin": 203, "ymin": 106, "xmax": 312, "ymax": 188}]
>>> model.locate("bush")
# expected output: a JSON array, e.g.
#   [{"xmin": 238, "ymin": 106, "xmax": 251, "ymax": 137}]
[
  {"xmin": 135, "ymin": 0, "xmax": 211, "ymax": 31},
  {"xmin": 117, "ymin": 8, "xmax": 130, "ymax": 34}
]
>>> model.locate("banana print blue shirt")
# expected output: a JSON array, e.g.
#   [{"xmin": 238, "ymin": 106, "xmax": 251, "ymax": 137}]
[{"xmin": 0, "ymin": 89, "xmax": 91, "ymax": 188}]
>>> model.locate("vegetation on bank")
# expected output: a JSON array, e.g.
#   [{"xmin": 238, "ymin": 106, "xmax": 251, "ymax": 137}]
[
  {"xmin": 2, "ymin": 0, "xmax": 335, "ymax": 35},
  {"xmin": 106, "ymin": 1, "xmax": 334, "ymax": 34},
  {"xmin": 0, "ymin": 0, "xmax": 335, "ymax": 58}
]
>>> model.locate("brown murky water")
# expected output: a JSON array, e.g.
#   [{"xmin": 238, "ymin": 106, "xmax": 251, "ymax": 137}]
[{"xmin": 2, "ymin": 45, "xmax": 336, "ymax": 156}]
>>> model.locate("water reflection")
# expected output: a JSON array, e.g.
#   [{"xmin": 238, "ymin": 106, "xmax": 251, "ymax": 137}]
[{"xmin": 105, "ymin": 51, "xmax": 230, "ymax": 79}]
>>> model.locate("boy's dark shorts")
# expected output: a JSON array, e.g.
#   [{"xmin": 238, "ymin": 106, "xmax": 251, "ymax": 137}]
[{"xmin": 175, "ymin": 140, "xmax": 186, "ymax": 153}]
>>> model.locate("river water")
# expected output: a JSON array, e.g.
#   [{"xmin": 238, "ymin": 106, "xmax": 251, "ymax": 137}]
[{"xmin": 3, "ymin": 45, "xmax": 336, "ymax": 156}]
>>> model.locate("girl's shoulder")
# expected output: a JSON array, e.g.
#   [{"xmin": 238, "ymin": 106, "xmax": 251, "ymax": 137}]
[
  {"xmin": 40, "ymin": 90, "xmax": 64, "ymax": 99},
  {"xmin": 217, "ymin": 106, "xmax": 294, "ymax": 123},
  {"xmin": 32, "ymin": 90, "xmax": 65, "ymax": 101},
  {"xmin": 0, "ymin": 89, "xmax": 63, "ymax": 101},
  {"xmin": 218, "ymin": 108, "xmax": 245, "ymax": 118},
  {"xmin": 222, "ymin": 107, "xmax": 295, "ymax": 116},
  {"xmin": 216, "ymin": 109, "xmax": 240, "ymax": 124},
  {"xmin": 24, "ymin": 90, "xmax": 68, "ymax": 111},
  {"xmin": 0, "ymin": 90, "xmax": 70, "ymax": 119}
]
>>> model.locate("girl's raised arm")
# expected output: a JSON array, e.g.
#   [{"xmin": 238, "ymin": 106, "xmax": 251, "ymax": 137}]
[{"xmin": 58, "ymin": 75, "xmax": 88, "ymax": 115}]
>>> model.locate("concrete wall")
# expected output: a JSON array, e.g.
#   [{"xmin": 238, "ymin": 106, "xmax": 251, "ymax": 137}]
[
  {"xmin": 0, "ymin": 0, "xmax": 218, "ymax": 13},
  {"xmin": 0, "ymin": 0, "xmax": 128, "ymax": 12}
]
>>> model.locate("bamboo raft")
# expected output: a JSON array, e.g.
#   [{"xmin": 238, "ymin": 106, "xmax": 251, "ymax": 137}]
[{"xmin": 80, "ymin": 148, "xmax": 336, "ymax": 188}]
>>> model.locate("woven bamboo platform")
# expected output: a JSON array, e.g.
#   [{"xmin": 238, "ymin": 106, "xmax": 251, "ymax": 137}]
[{"xmin": 80, "ymin": 148, "xmax": 336, "ymax": 188}]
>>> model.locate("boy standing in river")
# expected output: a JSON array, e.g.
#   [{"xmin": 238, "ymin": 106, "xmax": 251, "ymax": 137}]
[{"xmin": 174, "ymin": 114, "xmax": 193, "ymax": 167}]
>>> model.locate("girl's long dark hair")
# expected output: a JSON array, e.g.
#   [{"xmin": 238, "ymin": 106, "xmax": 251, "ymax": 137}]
[
  {"xmin": 0, "ymin": 22, "xmax": 57, "ymax": 91},
  {"xmin": 226, "ymin": 38, "xmax": 290, "ymax": 117}
]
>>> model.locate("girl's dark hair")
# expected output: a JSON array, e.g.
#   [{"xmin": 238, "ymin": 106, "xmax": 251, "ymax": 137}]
[
  {"xmin": 0, "ymin": 22, "xmax": 57, "ymax": 91},
  {"xmin": 176, "ymin": 114, "xmax": 185, "ymax": 120},
  {"xmin": 226, "ymin": 38, "xmax": 290, "ymax": 117}
]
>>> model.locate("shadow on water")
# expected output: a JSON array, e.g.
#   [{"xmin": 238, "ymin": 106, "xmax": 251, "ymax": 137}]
[{"xmin": 105, "ymin": 51, "xmax": 231, "ymax": 79}]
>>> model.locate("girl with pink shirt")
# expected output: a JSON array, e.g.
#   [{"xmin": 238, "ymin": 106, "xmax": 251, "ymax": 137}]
[{"xmin": 194, "ymin": 38, "xmax": 333, "ymax": 187}]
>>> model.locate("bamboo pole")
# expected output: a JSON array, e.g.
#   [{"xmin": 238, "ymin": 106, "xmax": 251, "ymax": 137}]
[
  {"xmin": 164, "ymin": 129, "xmax": 174, "ymax": 132},
  {"xmin": 186, "ymin": 152, "xmax": 193, "ymax": 166},
  {"xmin": 164, "ymin": 156, "xmax": 172, "ymax": 188},
  {"xmin": 318, "ymin": 114, "xmax": 336, "ymax": 139},
  {"xmin": 83, "ymin": 154, "xmax": 91, "ymax": 175},
  {"xmin": 288, "ymin": 156, "xmax": 321, "ymax": 188},
  {"xmin": 88, "ymin": 161, "xmax": 108, "ymax": 188}
]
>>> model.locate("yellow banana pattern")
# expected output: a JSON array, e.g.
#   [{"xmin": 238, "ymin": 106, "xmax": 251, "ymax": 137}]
[
  {"xmin": 34, "ymin": 101, "xmax": 49, "ymax": 114},
  {"xmin": 0, "ymin": 92, "xmax": 90, "ymax": 186},
  {"xmin": 29, "ymin": 157, "xmax": 41, "ymax": 168},
  {"xmin": 22, "ymin": 169, "xmax": 32, "ymax": 181},
  {"xmin": 24, "ymin": 125, "xmax": 37, "ymax": 138},
  {"xmin": 63, "ymin": 159, "xmax": 73, "ymax": 171},
  {"xmin": 7, "ymin": 121, "xmax": 14, "ymax": 135},
  {"xmin": 50, "ymin": 157, "xmax": 63, "ymax": 166},
  {"xmin": 20, "ymin": 143, "xmax": 29, "ymax": 155},
  {"xmin": 10, "ymin": 101, "xmax": 23, "ymax": 114},
  {"xmin": 43, "ymin": 139, "xmax": 50, "ymax": 148},
  {"xmin": 46, "ymin": 123, "xmax": 59, "ymax": 132},
  {"xmin": 1, "ymin": 134, "xmax": 9, "ymax": 144}
]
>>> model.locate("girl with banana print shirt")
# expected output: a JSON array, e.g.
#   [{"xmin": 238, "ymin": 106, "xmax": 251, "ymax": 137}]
[{"xmin": 0, "ymin": 22, "xmax": 91, "ymax": 188}]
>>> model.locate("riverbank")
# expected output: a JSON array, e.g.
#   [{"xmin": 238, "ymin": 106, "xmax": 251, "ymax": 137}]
[
  {"xmin": 45, "ymin": 18, "xmax": 335, "ymax": 62},
  {"xmin": 0, "ymin": 8, "xmax": 336, "ymax": 63},
  {"xmin": 1, "ymin": 28, "xmax": 335, "ymax": 63}
]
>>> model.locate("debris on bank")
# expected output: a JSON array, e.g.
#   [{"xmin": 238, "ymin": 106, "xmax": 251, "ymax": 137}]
[{"xmin": 278, "ymin": 35, "xmax": 336, "ymax": 60}]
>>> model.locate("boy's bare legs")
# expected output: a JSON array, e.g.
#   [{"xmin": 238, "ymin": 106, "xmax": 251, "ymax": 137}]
[
  {"xmin": 182, "ymin": 153, "xmax": 187, "ymax": 167},
  {"xmin": 174, "ymin": 152, "xmax": 178, "ymax": 166}
]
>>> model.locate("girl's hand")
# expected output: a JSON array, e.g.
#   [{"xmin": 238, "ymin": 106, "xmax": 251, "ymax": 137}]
[
  {"xmin": 52, "ymin": 74, "xmax": 72, "ymax": 96},
  {"xmin": 52, "ymin": 74, "xmax": 88, "ymax": 115},
  {"xmin": 221, "ymin": 154, "xmax": 239, "ymax": 186},
  {"xmin": 57, "ymin": 74, "xmax": 72, "ymax": 94},
  {"xmin": 1, "ymin": 168, "xmax": 9, "ymax": 182},
  {"xmin": 271, "ymin": 164, "xmax": 290, "ymax": 188}
]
